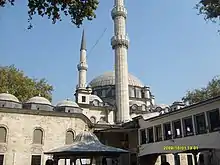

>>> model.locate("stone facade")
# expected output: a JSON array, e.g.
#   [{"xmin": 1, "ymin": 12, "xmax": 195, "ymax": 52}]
[{"xmin": 0, "ymin": 108, "xmax": 91, "ymax": 165}]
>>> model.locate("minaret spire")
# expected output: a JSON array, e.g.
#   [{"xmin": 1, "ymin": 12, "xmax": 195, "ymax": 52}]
[
  {"xmin": 111, "ymin": 0, "xmax": 130, "ymax": 123},
  {"xmin": 77, "ymin": 29, "xmax": 88, "ymax": 89},
  {"xmin": 80, "ymin": 29, "xmax": 86, "ymax": 51}
]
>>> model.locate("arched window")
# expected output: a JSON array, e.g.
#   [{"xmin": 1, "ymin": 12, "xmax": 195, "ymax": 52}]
[
  {"xmin": 33, "ymin": 128, "xmax": 43, "ymax": 144},
  {"xmin": 66, "ymin": 130, "xmax": 74, "ymax": 145},
  {"xmin": 0, "ymin": 126, "xmax": 7, "ymax": 143},
  {"xmin": 90, "ymin": 116, "xmax": 96, "ymax": 123},
  {"xmin": 102, "ymin": 90, "xmax": 106, "ymax": 97}
]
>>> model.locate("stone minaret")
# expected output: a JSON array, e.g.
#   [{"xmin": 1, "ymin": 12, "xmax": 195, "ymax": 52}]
[
  {"xmin": 111, "ymin": 0, "xmax": 130, "ymax": 123},
  {"xmin": 75, "ymin": 30, "xmax": 91, "ymax": 105},
  {"xmin": 77, "ymin": 30, "xmax": 88, "ymax": 89}
]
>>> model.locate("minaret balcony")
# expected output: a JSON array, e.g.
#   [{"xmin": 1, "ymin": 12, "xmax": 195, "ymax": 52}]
[
  {"xmin": 77, "ymin": 63, "xmax": 88, "ymax": 71},
  {"xmin": 111, "ymin": 6, "xmax": 127, "ymax": 19},
  {"xmin": 111, "ymin": 34, "xmax": 129, "ymax": 49}
]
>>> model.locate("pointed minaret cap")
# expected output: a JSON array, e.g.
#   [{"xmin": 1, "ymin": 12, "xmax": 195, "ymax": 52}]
[{"xmin": 80, "ymin": 29, "xmax": 86, "ymax": 51}]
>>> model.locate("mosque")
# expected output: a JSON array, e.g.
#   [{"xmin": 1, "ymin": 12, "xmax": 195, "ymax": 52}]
[{"xmin": 1, "ymin": 0, "xmax": 219, "ymax": 165}]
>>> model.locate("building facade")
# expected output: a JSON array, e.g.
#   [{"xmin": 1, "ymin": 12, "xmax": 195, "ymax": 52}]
[{"xmin": 138, "ymin": 96, "xmax": 220, "ymax": 165}]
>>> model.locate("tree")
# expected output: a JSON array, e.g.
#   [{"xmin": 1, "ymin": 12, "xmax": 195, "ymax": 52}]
[
  {"xmin": 182, "ymin": 76, "xmax": 220, "ymax": 105},
  {"xmin": 196, "ymin": 0, "xmax": 220, "ymax": 31},
  {"xmin": 0, "ymin": 65, "xmax": 53, "ymax": 102},
  {"xmin": 0, "ymin": 0, "xmax": 99, "ymax": 29}
]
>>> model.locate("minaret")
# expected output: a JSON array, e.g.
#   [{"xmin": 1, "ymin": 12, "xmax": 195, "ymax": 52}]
[
  {"xmin": 75, "ymin": 30, "xmax": 91, "ymax": 105},
  {"xmin": 77, "ymin": 30, "xmax": 88, "ymax": 89},
  {"xmin": 111, "ymin": 0, "xmax": 130, "ymax": 123}
]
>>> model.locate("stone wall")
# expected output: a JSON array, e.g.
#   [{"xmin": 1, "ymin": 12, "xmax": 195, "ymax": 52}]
[{"xmin": 0, "ymin": 110, "xmax": 88, "ymax": 165}]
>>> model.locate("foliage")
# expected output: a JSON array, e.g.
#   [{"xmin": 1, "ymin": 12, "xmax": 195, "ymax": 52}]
[
  {"xmin": 0, "ymin": 65, "xmax": 53, "ymax": 102},
  {"xmin": 182, "ymin": 76, "xmax": 220, "ymax": 105},
  {"xmin": 195, "ymin": 0, "xmax": 220, "ymax": 31},
  {"xmin": 0, "ymin": 0, "xmax": 99, "ymax": 29}
]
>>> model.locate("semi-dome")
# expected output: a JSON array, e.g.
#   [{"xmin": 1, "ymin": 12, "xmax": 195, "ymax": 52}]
[
  {"xmin": 56, "ymin": 99, "xmax": 79, "ymax": 108},
  {"xmin": 26, "ymin": 96, "xmax": 51, "ymax": 105},
  {"xmin": 89, "ymin": 71, "xmax": 144, "ymax": 87},
  {"xmin": 0, "ymin": 93, "xmax": 19, "ymax": 102}
]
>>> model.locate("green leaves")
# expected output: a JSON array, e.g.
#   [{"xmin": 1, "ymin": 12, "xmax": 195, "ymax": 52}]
[
  {"xmin": 196, "ymin": 0, "xmax": 220, "ymax": 32},
  {"xmin": 0, "ymin": 65, "xmax": 53, "ymax": 102},
  {"xmin": 1, "ymin": 0, "xmax": 99, "ymax": 29},
  {"xmin": 182, "ymin": 76, "xmax": 220, "ymax": 105}
]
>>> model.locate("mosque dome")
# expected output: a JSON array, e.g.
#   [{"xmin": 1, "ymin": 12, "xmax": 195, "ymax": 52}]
[
  {"xmin": 89, "ymin": 71, "xmax": 144, "ymax": 88},
  {"xmin": 0, "ymin": 93, "xmax": 19, "ymax": 103},
  {"xmin": 26, "ymin": 96, "xmax": 51, "ymax": 105},
  {"xmin": 56, "ymin": 99, "xmax": 79, "ymax": 108}
]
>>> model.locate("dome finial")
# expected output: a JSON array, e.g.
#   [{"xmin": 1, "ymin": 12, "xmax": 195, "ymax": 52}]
[
  {"xmin": 38, "ymin": 93, "xmax": 41, "ymax": 97},
  {"xmin": 6, "ymin": 91, "xmax": 9, "ymax": 94}
]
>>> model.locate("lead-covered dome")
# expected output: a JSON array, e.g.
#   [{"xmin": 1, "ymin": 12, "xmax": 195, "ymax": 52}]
[
  {"xmin": 0, "ymin": 93, "xmax": 19, "ymax": 102},
  {"xmin": 56, "ymin": 99, "xmax": 79, "ymax": 108},
  {"xmin": 26, "ymin": 96, "xmax": 51, "ymax": 105},
  {"xmin": 89, "ymin": 71, "xmax": 144, "ymax": 87}
]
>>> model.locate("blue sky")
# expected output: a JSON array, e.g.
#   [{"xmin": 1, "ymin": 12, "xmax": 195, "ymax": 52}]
[{"xmin": 0, "ymin": 0, "xmax": 220, "ymax": 105}]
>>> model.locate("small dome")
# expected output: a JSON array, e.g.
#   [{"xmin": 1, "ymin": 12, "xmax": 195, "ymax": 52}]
[
  {"xmin": 56, "ymin": 99, "xmax": 79, "ymax": 108},
  {"xmin": 26, "ymin": 96, "xmax": 51, "ymax": 105},
  {"xmin": 89, "ymin": 71, "xmax": 144, "ymax": 87},
  {"xmin": 0, "ymin": 93, "xmax": 19, "ymax": 102}
]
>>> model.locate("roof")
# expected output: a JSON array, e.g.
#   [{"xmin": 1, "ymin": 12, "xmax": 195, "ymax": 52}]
[
  {"xmin": 143, "ymin": 95, "xmax": 220, "ymax": 121},
  {"xmin": 44, "ymin": 131, "xmax": 128, "ymax": 157},
  {"xmin": 0, "ymin": 93, "xmax": 19, "ymax": 103},
  {"xmin": 26, "ymin": 96, "xmax": 51, "ymax": 105},
  {"xmin": 89, "ymin": 71, "xmax": 144, "ymax": 88},
  {"xmin": 56, "ymin": 99, "xmax": 79, "ymax": 108}
]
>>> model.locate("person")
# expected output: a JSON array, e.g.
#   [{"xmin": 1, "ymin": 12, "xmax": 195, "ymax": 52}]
[{"xmin": 161, "ymin": 162, "xmax": 170, "ymax": 165}]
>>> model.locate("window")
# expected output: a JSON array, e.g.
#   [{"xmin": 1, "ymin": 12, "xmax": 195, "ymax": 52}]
[
  {"xmin": 0, "ymin": 155, "xmax": 4, "ymax": 165},
  {"xmin": 140, "ymin": 129, "xmax": 146, "ymax": 145},
  {"xmin": 207, "ymin": 109, "xmax": 220, "ymax": 132},
  {"xmin": 0, "ymin": 127, "xmax": 7, "ymax": 143},
  {"xmin": 195, "ymin": 113, "xmax": 207, "ymax": 134},
  {"xmin": 161, "ymin": 155, "xmax": 167, "ymax": 163},
  {"xmin": 141, "ymin": 91, "xmax": 145, "ymax": 99},
  {"xmin": 135, "ymin": 88, "xmax": 141, "ymax": 98},
  {"xmin": 183, "ymin": 117, "xmax": 194, "ymax": 136},
  {"xmin": 82, "ymin": 96, "xmax": 86, "ymax": 102},
  {"xmin": 111, "ymin": 89, "xmax": 115, "ymax": 96},
  {"xmin": 147, "ymin": 127, "xmax": 154, "ymax": 143},
  {"xmin": 163, "ymin": 123, "xmax": 172, "ymax": 140},
  {"xmin": 66, "ymin": 130, "xmax": 74, "ymax": 144},
  {"xmin": 173, "ymin": 120, "xmax": 182, "ymax": 138},
  {"xmin": 31, "ymin": 155, "xmax": 41, "ymax": 165},
  {"xmin": 129, "ymin": 87, "xmax": 135, "ymax": 97},
  {"xmin": 199, "ymin": 154, "xmax": 204, "ymax": 164},
  {"xmin": 187, "ymin": 155, "xmax": 193, "ymax": 165},
  {"xmin": 33, "ymin": 128, "xmax": 43, "ymax": 144},
  {"xmin": 155, "ymin": 125, "xmax": 162, "ymax": 142},
  {"xmin": 174, "ymin": 154, "xmax": 180, "ymax": 165},
  {"xmin": 102, "ymin": 90, "xmax": 106, "ymax": 97}
]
